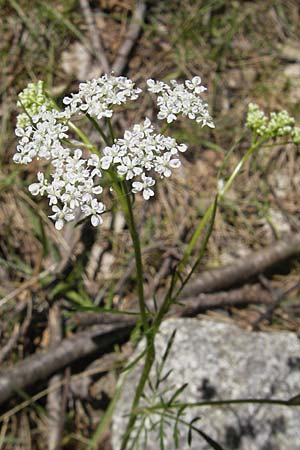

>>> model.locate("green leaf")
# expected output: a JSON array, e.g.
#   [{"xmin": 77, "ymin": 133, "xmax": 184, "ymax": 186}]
[
  {"xmin": 66, "ymin": 290, "xmax": 93, "ymax": 307},
  {"xmin": 191, "ymin": 423, "xmax": 226, "ymax": 450},
  {"xmin": 168, "ymin": 383, "xmax": 188, "ymax": 406}
]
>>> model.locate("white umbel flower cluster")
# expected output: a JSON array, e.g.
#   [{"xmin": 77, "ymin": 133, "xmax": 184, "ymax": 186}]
[
  {"xmin": 147, "ymin": 76, "xmax": 215, "ymax": 127},
  {"xmin": 63, "ymin": 74, "xmax": 141, "ymax": 119},
  {"xmin": 100, "ymin": 118, "xmax": 187, "ymax": 200},
  {"xmin": 14, "ymin": 102, "xmax": 105, "ymax": 230},
  {"xmin": 28, "ymin": 149, "xmax": 104, "ymax": 230},
  {"xmin": 14, "ymin": 74, "xmax": 214, "ymax": 229}
]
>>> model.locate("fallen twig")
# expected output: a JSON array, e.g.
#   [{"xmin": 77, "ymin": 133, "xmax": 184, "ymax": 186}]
[
  {"xmin": 0, "ymin": 324, "xmax": 20, "ymax": 365},
  {"xmin": 0, "ymin": 322, "xmax": 134, "ymax": 407},
  {"xmin": 79, "ymin": 0, "xmax": 110, "ymax": 73},
  {"xmin": 0, "ymin": 300, "xmax": 32, "ymax": 363},
  {"xmin": 174, "ymin": 283, "xmax": 273, "ymax": 317},
  {"xmin": 180, "ymin": 233, "xmax": 300, "ymax": 298},
  {"xmin": 112, "ymin": 0, "xmax": 146, "ymax": 76}
]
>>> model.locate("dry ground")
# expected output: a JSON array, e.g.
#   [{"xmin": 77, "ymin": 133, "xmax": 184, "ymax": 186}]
[{"xmin": 1, "ymin": 0, "xmax": 300, "ymax": 448}]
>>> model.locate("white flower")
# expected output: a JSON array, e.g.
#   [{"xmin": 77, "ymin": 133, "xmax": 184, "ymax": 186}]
[
  {"xmin": 100, "ymin": 144, "xmax": 126, "ymax": 169},
  {"xmin": 14, "ymin": 106, "xmax": 70, "ymax": 164},
  {"xmin": 117, "ymin": 156, "xmax": 143, "ymax": 180},
  {"xmin": 154, "ymin": 153, "xmax": 181, "ymax": 178},
  {"xmin": 15, "ymin": 75, "xmax": 213, "ymax": 223},
  {"xmin": 132, "ymin": 174, "xmax": 155, "ymax": 200},
  {"xmin": 81, "ymin": 198, "xmax": 105, "ymax": 226},
  {"xmin": 49, "ymin": 205, "xmax": 75, "ymax": 230},
  {"xmin": 62, "ymin": 74, "xmax": 141, "ymax": 120},
  {"xmin": 29, "ymin": 171, "xmax": 48, "ymax": 196},
  {"xmin": 147, "ymin": 77, "xmax": 214, "ymax": 128},
  {"xmin": 185, "ymin": 76, "xmax": 206, "ymax": 94},
  {"xmin": 100, "ymin": 118, "xmax": 186, "ymax": 199}
]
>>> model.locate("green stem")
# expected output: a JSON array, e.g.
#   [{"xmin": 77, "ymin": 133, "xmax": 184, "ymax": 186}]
[
  {"xmin": 86, "ymin": 114, "xmax": 110, "ymax": 145},
  {"xmin": 161, "ymin": 123, "xmax": 170, "ymax": 135},
  {"xmin": 68, "ymin": 121, "xmax": 98, "ymax": 152},
  {"xmin": 107, "ymin": 117, "xmax": 115, "ymax": 143},
  {"xmin": 138, "ymin": 396, "xmax": 300, "ymax": 414},
  {"xmin": 120, "ymin": 337, "xmax": 155, "ymax": 450},
  {"xmin": 117, "ymin": 179, "xmax": 156, "ymax": 450},
  {"xmin": 120, "ymin": 181, "xmax": 147, "ymax": 331},
  {"xmin": 179, "ymin": 137, "xmax": 266, "ymax": 273},
  {"xmin": 174, "ymin": 194, "xmax": 218, "ymax": 300}
]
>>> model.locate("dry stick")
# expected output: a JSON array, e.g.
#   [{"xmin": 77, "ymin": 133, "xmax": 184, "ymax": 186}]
[
  {"xmin": 0, "ymin": 264, "xmax": 57, "ymax": 309},
  {"xmin": 251, "ymin": 277, "xmax": 300, "ymax": 330},
  {"xmin": 112, "ymin": 0, "xmax": 147, "ymax": 76},
  {"xmin": 173, "ymin": 283, "xmax": 273, "ymax": 317},
  {"xmin": 0, "ymin": 322, "xmax": 134, "ymax": 407},
  {"xmin": 79, "ymin": 0, "xmax": 110, "ymax": 73},
  {"xmin": 46, "ymin": 304, "xmax": 64, "ymax": 450},
  {"xmin": 180, "ymin": 233, "xmax": 300, "ymax": 298}
]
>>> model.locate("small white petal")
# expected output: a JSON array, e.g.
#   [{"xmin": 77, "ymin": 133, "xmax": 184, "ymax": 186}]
[{"xmin": 55, "ymin": 219, "xmax": 64, "ymax": 230}]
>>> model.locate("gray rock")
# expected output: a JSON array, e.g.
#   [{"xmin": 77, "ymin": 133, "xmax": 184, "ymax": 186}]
[{"xmin": 112, "ymin": 318, "xmax": 300, "ymax": 450}]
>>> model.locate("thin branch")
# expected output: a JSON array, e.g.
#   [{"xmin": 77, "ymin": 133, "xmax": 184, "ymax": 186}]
[
  {"xmin": 180, "ymin": 233, "xmax": 300, "ymax": 298},
  {"xmin": 112, "ymin": 0, "xmax": 146, "ymax": 76},
  {"xmin": 0, "ymin": 324, "xmax": 20, "ymax": 365},
  {"xmin": 79, "ymin": 0, "xmax": 110, "ymax": 73},
  {"xmin": 0, "ymin": 322, "xmax": 134, "ymax": 407},
  {"xmin": 173, "ymin": 284, "xmax": 273, "ymax": 317}
]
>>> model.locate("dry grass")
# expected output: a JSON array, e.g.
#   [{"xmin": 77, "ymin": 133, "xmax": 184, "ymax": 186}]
[{"xmin": 1, "ymin": 0, "xmax": 300, "ymax": 448}]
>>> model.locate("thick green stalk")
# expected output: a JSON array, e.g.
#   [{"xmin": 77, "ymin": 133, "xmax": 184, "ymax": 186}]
[
  {"xmin": 107, "ymin": 117, "xmax": 116, "ymax": 143},
  {"xmin": 68, "ymin": 121, "xmax": 98, "ymax": 152}
]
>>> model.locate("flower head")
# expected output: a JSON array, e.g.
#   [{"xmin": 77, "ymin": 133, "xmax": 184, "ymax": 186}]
[
  {"xmin": 100, "ymin": 118, "xmax": 187, "ymax": 199},
  {"xmin": 147, "ymin": 76, "xmax": 214, "ymax": 127},
  {"xmin": 14, "ymin": 74, "xmax": 214, "ymax": 228},
  {"xmin": 63, "ymin": 74, "xmax": 141, "ymax": 120}
]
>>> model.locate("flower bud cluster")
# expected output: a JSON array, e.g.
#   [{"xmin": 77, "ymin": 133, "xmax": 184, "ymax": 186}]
[
  {"xmin": 246, "ymin": 103, "xmax": 300, "ymax": 143},
  {"xmin": 100, "ymin": 118, "xmax": 187, "ymax": 200},
  {"xmin": 147, "ymin": 76, "xmax": 215, "ymax": 127},
  {"xmin": 62, "ymin": 74, "xmax": 141, "ymax": 120},
  {"xmin": 16, "ymin": 80, "xmax": 54, "ymax": 129}
]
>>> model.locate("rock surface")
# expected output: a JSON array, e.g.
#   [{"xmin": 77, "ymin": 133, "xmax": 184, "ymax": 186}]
[{"xmin": 112, "ymin": 318, "xmax": 300, "ymax": 450}]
